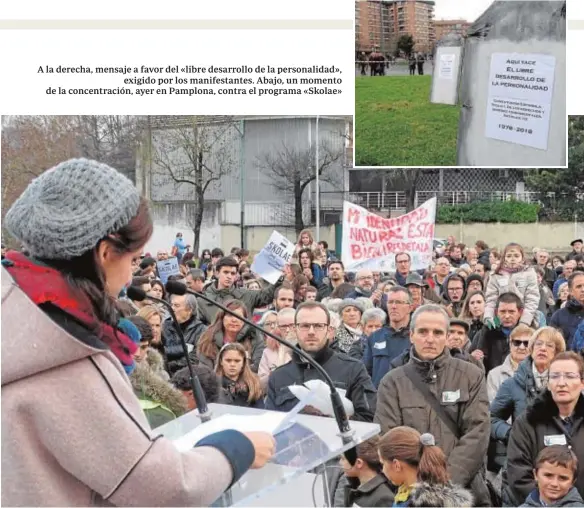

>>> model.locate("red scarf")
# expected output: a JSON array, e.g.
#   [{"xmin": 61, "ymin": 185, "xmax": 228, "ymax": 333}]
[{"xmin": 4, "ymin": 251, "xmax": 137, "ymax": 367}]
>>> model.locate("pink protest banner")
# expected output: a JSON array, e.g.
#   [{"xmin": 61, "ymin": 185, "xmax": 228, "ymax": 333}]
[{"xmin": 341, "ymin": 198, "xmax": 437, "ymax": 272}]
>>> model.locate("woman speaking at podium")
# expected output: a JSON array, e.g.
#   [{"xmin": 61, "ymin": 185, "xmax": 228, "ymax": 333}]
[{"xmin": 1, "ymin": 159, "xmax": 275, "ymax": 507}]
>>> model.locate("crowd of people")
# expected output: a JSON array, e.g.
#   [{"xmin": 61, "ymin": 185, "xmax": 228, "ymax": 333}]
[{"xmin": 3, "ymin": 158, "xmax": 584, "ymax": 507}]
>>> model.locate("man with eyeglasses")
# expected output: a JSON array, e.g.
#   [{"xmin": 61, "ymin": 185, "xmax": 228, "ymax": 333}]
[
  {"xmin": 432, "ymin": 257, "xmax": 451, "ymax": 298},
  {"xmin": 346, "ymin": 269, "xmax": 382, "ymax": 305},
  {"xmin": 471, "ymin": 292, "xmax": 524, "ymax": 376},
  {"xmin": 363, "ymin": 286, "xmax": 412, "ymax": 388},
  {"xmin": 265, "ymin": 301, "xmax": 376, "ymax": 422},
  {"xmin": 276, "ymin": 308, "xmax": 297, "ymax": 345},
  {"xmin": 391, "ymin": 252, "xmax": 412, "ymax": 287},
  {"xmin": 550, "ymin": 272, "xmax": 584, "ymax": 350},
  {"xmin": 442, "ymin": 273, "xmax": 466, "ymax": 318},
  {"xmin": 505, "ymin": 352, "xmax": 584, "ymax": 506},
  {"xmin": 375, "ymin": 304, "xmax": 491, "ymax": 506},
  {"xmin": 163, "ymin": 292, "xmax": 208, "ymax": 375}
]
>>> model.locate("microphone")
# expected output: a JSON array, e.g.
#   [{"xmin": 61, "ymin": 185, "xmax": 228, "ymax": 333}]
[
  {"xmin": 165, "ymin": 281, "xmax": 358, "ymax": 464},
  {"xmin": 126, "ymin": 286, "xmax": 212, "ymax": 423}
]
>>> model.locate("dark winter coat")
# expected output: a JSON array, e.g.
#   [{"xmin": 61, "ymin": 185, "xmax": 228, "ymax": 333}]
[
  {"xmin": 375, "ymin": 349, "xmax": 491, "ymax": 506},
  {"xmin": 198, "ymin": 281, "xmax": 278, "ymax": 325},
  {"xmin": 468, "ymin": 318, "xmax": 485, "ymax": 345},
  {"xmin": 520, "ymin": 487, "xmax": 584, "ymax": 507},
  {"xmin": 396, "ymin": 481, "xmax": 474, "ymax": 507},
  {"xmin": 220, "ymin": 377, "xmax": 265, "ymax": 409},
  {"xmin": 196, "ymin": 326, "xmax": 265, "ymax": 373},
  {"xmin": 162, "ymin": 315, "xmax": 206, "ymax": 359},
  {"xmin": 490, "ymin": 357, "xmax": 544, "ymax": 442},
  {"xmin": 470, "ymin": 325, "xmax": 512, "ymax": 376},
  {"xmin": 478, "ymin": 249, "xmax": 491, "ymax": 271},
  {"xmin": 550, "ymin": 298, "xmax": 584, "ymax": 350},
  {"xmin": 363, "ymin": 325, "xmax": 410, "ymax": 388},
  {"xmin": 266, "ymin": 346, "xmax": 377, "ymax": 422},
  {"xmin": 343, "ymin": 474, "xmax": 395, "ymax": 507},
  {"xmin": 504, "ymin": 391, "xmax": 584, "ymax": 507},
  {"xmin": 130, "ymin": 361, "xmax": 188, "ymax": 429},
  {"xmin": 162, "ymin": 315, "xmax": 207, "ymax": 375}
]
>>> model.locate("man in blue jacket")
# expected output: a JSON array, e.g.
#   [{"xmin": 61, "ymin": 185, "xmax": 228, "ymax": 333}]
[
  {"xmin": 550, "ymin": 271, "xmax": 584, "ymax": 350},
  {"xmin": 363, "ymin": 286, "xmax": 412, "ymax": 387}
]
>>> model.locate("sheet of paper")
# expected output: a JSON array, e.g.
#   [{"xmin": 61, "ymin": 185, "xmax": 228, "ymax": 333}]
[{"xmin": 172, "ymin": 392, "xmax": 315, "ymax": 452}]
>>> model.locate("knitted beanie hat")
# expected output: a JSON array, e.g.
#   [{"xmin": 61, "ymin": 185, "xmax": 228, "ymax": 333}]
[
  {"xmin": 338, "ymin": 298, "xmax": 365, "ymax": 315},
  {"xmin": 5, "ymin": 158, "xmax": 141, "ymax": 260}
]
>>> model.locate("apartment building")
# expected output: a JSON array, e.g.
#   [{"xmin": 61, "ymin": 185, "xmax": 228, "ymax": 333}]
[
  {"xmin": 434, "ymin": 19, "xmax": 472, "ymax": 42},
  {"xmin": 355, "ymin": 0, "xmax": 435, "ymax": 55}
]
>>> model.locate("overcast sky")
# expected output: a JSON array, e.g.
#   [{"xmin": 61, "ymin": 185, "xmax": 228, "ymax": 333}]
[{"xmin": 433, "ymin": 0, "xmax": 494, "ymax": 21}]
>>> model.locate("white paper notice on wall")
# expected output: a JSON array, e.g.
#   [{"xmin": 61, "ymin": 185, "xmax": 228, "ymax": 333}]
[
  {"xmin": 485, "ymin": 52, "xmax": 556, "ymax": 151},
  {"xmin": 439, "ymin": 54, "xmax": 456, "ymax": 79}
]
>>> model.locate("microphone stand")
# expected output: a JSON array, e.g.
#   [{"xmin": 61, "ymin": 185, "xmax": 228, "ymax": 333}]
[
  {"xmin": 166, "ymin": 283, "xmax": 356, "ymax": 448},
  {"xmin": 146, "ymin": 294, "xmax": 212, "ymax": 423}
]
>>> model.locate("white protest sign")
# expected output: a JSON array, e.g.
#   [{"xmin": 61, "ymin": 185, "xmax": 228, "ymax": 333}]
[
  {"xmin": 341, "ymin": 198, "xmax": 436, "ymax": 272},
  {"xmin": 251, "ymin": 230, "xmax": 295, "ymax": 284},
  {"xmin": 485, "ymin": 53, "xmax": 556, "ymax": 150},
  {"xmin": 156, "ymin": 257, "xmax": 180, "ymax": 284},
  {"xmin": 439, "ymin": 54, "xmax": 456, "ymax": 79}
]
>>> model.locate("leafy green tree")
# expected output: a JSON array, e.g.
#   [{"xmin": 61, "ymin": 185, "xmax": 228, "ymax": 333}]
[
  {"xmin": 397, "ymin": 35, "xmax": 415, "ymax": 57},
  {"xmin": 525, "ymin": 117, "xmax": 584, "ymax": 219}
]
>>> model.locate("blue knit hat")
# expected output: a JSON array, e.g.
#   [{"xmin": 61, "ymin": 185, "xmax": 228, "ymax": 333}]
[{"xmin": 5, "ymin": 158, "xmax": 140, "ymax": 260}]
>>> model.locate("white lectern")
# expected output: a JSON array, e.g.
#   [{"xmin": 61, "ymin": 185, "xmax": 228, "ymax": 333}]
[{"xmin": 156, "ymin": 403, "xmax": 380, "ymax": 507}]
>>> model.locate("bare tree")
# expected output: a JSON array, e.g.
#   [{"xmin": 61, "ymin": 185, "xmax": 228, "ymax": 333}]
[
  {"xmin": 149, "ymin": 117, "xmax": 238, "ymax": 257},
  {"xmin": 1, "ymin": 116, "xmax": 81, "ymax": 245},
  {"xmin": 257, "ymin": 139, "xmax": 344, "ymax": 234},
  {"xmin": 75, "ymin": 115, "xmax": 144, "ymax": 182}
]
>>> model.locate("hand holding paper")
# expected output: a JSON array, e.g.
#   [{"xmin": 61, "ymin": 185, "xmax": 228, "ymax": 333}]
[{"xmin": 288, "ymin": 379, "xmax": 354, "ymax": 418}]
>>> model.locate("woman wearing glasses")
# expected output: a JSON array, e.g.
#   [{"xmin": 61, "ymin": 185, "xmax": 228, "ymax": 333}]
[
  {"xmin": 505, "ymin": 352, "xmax": 584, "ymax": 506},
  {"xmin": 490, "ymin": 327, "xmax": 566, "ymax": 444},
  {"xmin": 487, "ymin": 326, "xmax": 564, "ymax": 488},
  {"xmin": 257, "ymin": 311, "xmax": 292, "ymax": 390}
]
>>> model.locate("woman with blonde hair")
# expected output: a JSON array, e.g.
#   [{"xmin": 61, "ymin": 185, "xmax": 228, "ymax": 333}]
[
  {"xmin": 490, "ymin": 327, "xmax": 565, "ymax": 456},
  {"xmin": 295, "ymin": 228, "xmax": 317, "ymax": 254},
  {"xmin": 378, "ymin": 426, "xmax": 473, "ymax": 507},
  {"xmin": 257, "ymin": 311, "xmax": 293, "ymax": 390},
  {"xmin": 136, "ymin": 305, "xmax": 169, "ymax": 379},
  {"xmin": 215, "ymin": 343, "xmax": 264, "ymax": 408}
]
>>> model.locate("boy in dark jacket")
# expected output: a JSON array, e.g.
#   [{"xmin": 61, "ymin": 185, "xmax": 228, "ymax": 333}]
[
  {"xmin": 338, "ymin": 436, "xmax": 395, "ymax": 507},
  {"xmin": 520, "ymin": 446, "xmax": 584, "ymax": 507}
]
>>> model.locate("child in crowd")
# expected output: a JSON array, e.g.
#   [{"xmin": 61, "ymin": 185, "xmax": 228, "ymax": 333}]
[
  {"xmin": 484, "ymin": 242, "xmax": 540, "ymax": 327},
  {"xmin": 520, "ymin": 446, "xmax": 584, "ymax": 507},
  {"xmin": 215, "ymin": 343, "xmax": 264, "ymax": 409},
  {"xmin": 338, "ymin": 436, "xmax": 394, "ymax": 507},
  {"xmin": 378, "ymin": 426, "xmax": 473, "ymax": 507}
]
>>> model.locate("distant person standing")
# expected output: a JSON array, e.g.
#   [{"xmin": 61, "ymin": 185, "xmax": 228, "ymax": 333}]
[
  {"xmin": 417, "ymin": 53, "xmax": 425, "ymax": 75},
  {"xmin": 172, "ymin": 232, "xmax": 190, "ymax": 263},
  {"xmin": 359, "ymin": 52, "xmax": 367, "ymax": 76},
  {"xmin": 408, "ymin": 54, "xmax": 416, "ymax": 75}
]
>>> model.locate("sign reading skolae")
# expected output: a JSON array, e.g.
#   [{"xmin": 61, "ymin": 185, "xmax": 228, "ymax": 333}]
[{"xmin": 485, "ymin": 53, "xmax": 556, "ymax": 151}]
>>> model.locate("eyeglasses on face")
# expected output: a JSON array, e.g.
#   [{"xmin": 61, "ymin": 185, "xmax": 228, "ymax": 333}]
[
  {"xmin": 264, "ymin": 322, "xmax": 278, "ymax": 329},
  {"xmin": 511, "ymin": 339, "xmax": 529, "ymax": 348},
  {"xmin": 549, "ymin": 372, "xmax": 582, "ymax": 381},
  {"xmin": 296, "ymin": 323, "xmax": 328, "ymax": 332},
  {"xmin": 387, "ymin": 300, "xmax": 410, "ymax": 306},
  {"xmin": 278, "ymin": 324, "xmax": 295, "ymax": 331},
  {"xmin": 534, "ymin": 340, "xmax": 556, "ymax": 350}
]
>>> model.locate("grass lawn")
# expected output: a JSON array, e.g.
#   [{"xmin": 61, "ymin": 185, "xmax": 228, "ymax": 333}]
[{"xmin": 355, "ymin": 76, "xmax": 460, "ymax": 166}]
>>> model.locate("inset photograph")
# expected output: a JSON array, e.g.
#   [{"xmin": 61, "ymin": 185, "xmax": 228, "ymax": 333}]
[{"xmin": 354, "ymin": 0, "xmax": 566, "ymax": 167}]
